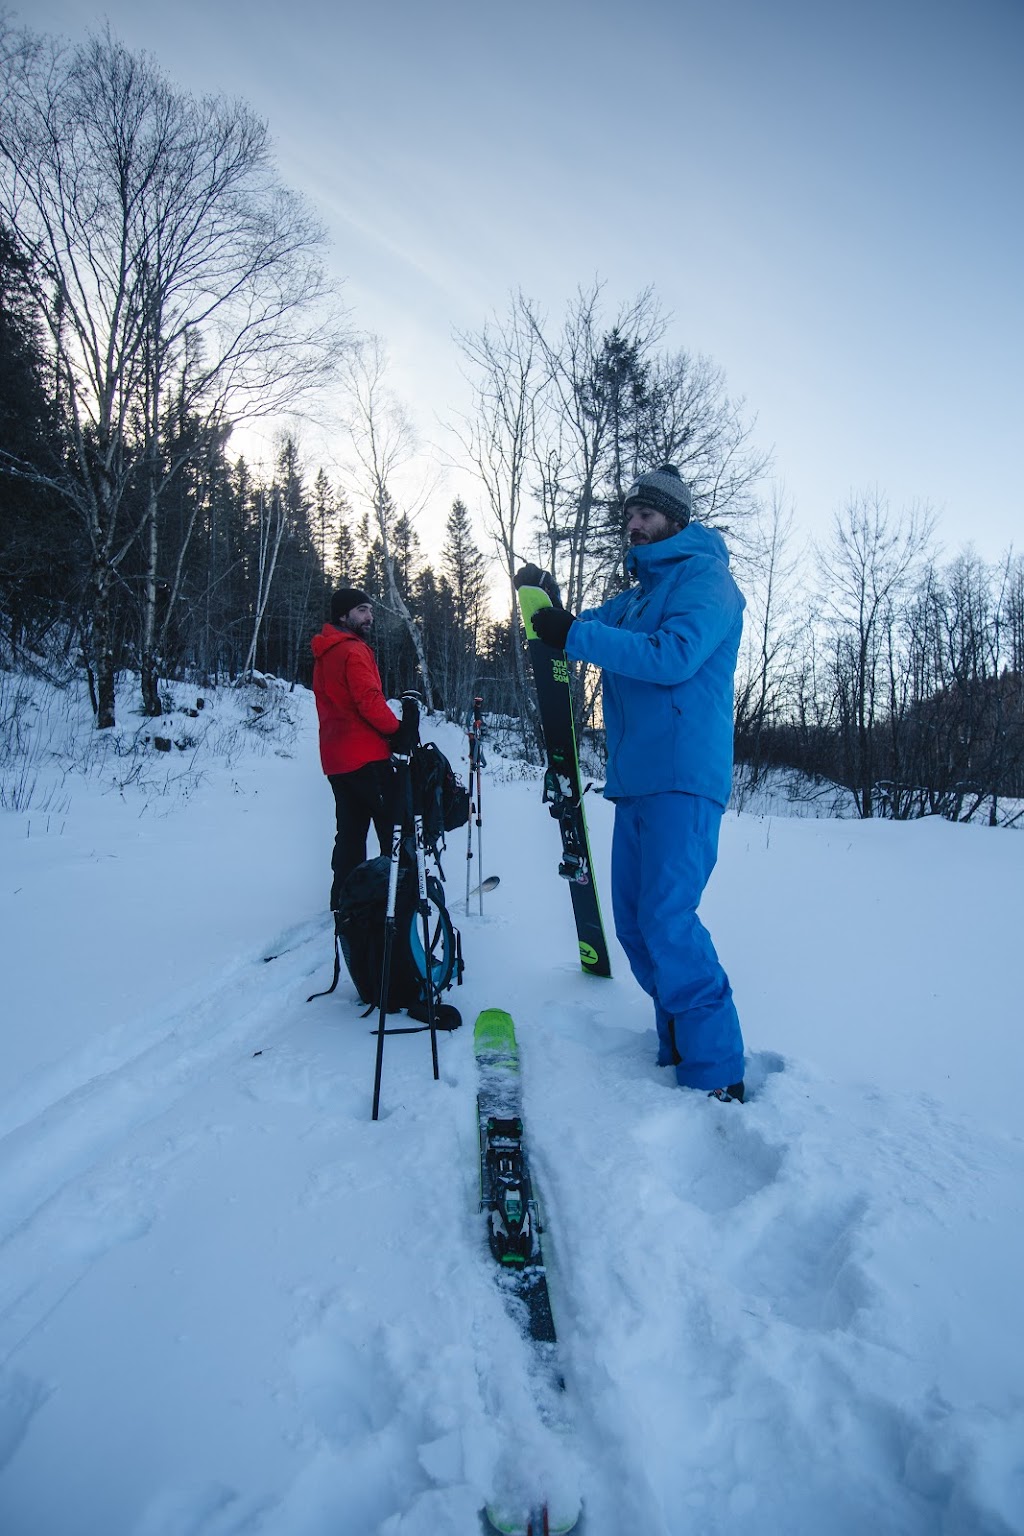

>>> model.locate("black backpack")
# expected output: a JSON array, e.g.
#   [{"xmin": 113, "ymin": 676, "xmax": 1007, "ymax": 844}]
[
  {"xmin": 334, "ymin": 855, "xmax": 463, "ymax": 1015},
  {"xmin": 412, "ymin": 743, "xmax": 470, "ymax": 862}
]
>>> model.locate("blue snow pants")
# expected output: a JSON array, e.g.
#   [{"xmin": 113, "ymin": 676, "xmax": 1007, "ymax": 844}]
[{"xmin": 611, "ymin": 791, "xmax": 745, "ymax": 1091}]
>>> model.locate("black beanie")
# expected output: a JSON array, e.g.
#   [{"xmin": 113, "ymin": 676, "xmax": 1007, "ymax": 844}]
[
  {"xmin": 622, "ymin": 464, "xmax": 693, "ymax": 527},
  {"xmin": 330, "ymin": 587, "xmax": 371, "ymax": 624}
]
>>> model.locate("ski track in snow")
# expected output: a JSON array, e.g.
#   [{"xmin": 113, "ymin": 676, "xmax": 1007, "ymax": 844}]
[
  {"xmin": 2, "ymin": 707, "xmax": 1023, "ymax": 1535},
  {"xmin": 0, "ymin": 909, "xmax": 584, "ymax": 1535}
]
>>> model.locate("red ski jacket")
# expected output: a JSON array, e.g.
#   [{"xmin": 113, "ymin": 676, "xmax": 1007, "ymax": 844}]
[{"xmin": 311, "ymin": 624, "xmax": 400, "ymax": 776}]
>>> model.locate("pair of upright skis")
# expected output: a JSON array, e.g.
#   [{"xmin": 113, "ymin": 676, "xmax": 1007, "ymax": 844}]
[{"xmin": 517, "ymin": 585, "xmax": 611, "ymax": 980}]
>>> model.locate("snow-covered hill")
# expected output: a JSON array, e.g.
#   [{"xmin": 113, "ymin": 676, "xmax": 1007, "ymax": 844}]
[{"xmin": 1, "ymin": 679, "xmax": 1022, "ymax": 1535}]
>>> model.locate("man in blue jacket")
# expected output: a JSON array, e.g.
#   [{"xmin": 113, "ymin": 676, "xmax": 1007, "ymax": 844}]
[{"xmin": 520, "ymin": 464, "xmax": 746, "ymax": 1101}]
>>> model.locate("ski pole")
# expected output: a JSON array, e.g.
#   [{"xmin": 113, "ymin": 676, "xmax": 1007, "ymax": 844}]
[
  {"xmin": 372, "ymin": 695, "xmax": 440, "ymax": 1118},
  {"xmin": 408, "ymin": 722, "xmax": 439, "ymax": 1081},
  {"xmin": 474, "ymin": 697, "xmax": 484, "ymax": 915},
  {"xmin": 467, "ymin": 695, "xmax": 486, "ymax": 915},
  {"xmin": 372, "ymin": 759, "xmax": 407, "ymax": 1121},
  {"xmin": 465, "ymin": 701, "xmax": 477, "ymax": 913},
  {"xmin": 412, "ymin": 805, "xmax": 440, "ymax": 1082}
]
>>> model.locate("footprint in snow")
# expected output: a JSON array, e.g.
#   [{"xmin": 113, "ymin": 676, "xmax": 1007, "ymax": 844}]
[
  {"xmin": 291, "ymin": 1314, "xmax": 400, "ymax": 1445},
  {"xmin": 727, "ymin": 1193, "xmax": 873, "ymax": 1332},
  {"xmin": 739, "ymin": 1048, "xmax": 786, "ymax": 1099},
  {"xmin": 683, "ymin": 1118, "xmax": 786, "ymax": 1214},
  {"xmin": 635, "ymin": 1102, "xmax": 786, "ymax": 1214}
]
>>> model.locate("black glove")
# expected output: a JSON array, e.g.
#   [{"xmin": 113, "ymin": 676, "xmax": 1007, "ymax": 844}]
[
  {"xmin": 531, "ymin": 605, "xmax": 576, "ymax": 649},
  {"xmin": 390, "ymin": 694, "xmax": 420, "ymax": 755},
  {"xmin": 514, "ymin": 564, "xmax": 561, "ymax": 605}
]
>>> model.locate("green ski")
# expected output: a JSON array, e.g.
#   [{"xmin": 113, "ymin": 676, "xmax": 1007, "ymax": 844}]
[
  {"xmin": 474, "ymin": 1009, "xmax": 581, "ymax": 1536},
  {"xmin": 518, "ymin": 586, "xmax": 611, "ymax": 978}
]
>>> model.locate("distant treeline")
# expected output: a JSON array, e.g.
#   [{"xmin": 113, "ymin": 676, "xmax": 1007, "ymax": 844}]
[{"xmin": 734, "ymin": 494, "xmax": 1024, "ymax": 824}]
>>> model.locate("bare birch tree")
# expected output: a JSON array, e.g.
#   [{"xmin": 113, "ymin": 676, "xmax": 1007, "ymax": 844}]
[
  {"xmin": 241, "ymin": 485, "xmax": 287, "ymax": 677},
  {"xmin": 457, "ymin": 285, "xmax": 770, "ymax": 739},
  {"xmin": 519, "ymin": 285, "xmax": 769, "ymax": 614},
  {"xmin": 453, "ymin": 296, "xmax": 543, "ymax": 747},
  {"xmin": 0, "ymin": 21, "xmax": 342, "ymax": 725},
  {"xmin": 817, "ymin": 492, "xmax": 935, "ymax": 816},
  {"xmin": 522, "ymin": 284, "xmax": 666, "ymax": 615},
  {"xmin": 734, "ymin": 486, "xmax": 802, "ymax": 788}
]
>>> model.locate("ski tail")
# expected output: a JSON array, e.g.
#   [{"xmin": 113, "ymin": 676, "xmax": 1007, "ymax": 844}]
[
  {"xmin": 518, "ymin": 583, "xmax": 559, "ymax": 638},
  {"xmin": 482, "ymin": 1505, "xmax": 578, "ymax": 1534}
]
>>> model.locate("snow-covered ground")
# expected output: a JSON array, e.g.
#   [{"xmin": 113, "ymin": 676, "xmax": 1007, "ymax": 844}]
[{"xmin": 1, "ymin": 678, "xmax": 1022, "ymax": 1535}]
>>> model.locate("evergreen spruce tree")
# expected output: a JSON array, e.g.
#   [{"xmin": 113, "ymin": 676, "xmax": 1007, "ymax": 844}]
[
  {"xmin": 0, "ymin": 222, "xmax": 75, "ymax": 656},
  {"xmin": 442, "ymin": 497, "xmax": 489, "ymax": 714}
]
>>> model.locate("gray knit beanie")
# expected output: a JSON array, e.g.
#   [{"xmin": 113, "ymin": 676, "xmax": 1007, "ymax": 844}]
[
  {"xmin": 622, "ymin": 464, "xmax": 693, "ymax": 527},
  {"xmin": 330, "ymin": 587, "xmax": 371, "ymax": 623}
]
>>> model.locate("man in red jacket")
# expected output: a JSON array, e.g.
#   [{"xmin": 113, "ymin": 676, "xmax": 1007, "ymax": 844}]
[{"xmin": 312, "ymin": 587, "xmax": 409, "ymax": 908}]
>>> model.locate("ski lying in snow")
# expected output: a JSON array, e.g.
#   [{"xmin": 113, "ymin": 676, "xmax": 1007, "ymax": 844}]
[
  {"xmin": 517, "ymin": 586, "xmax": 611, "ymax": 979},
  {"xmin": 469, "ymin": 874, "xmax": 501, "ymax": 898},
  {"xmin": 474, "ymin": 1009, "xmax": 581, "ymax": 1536}
]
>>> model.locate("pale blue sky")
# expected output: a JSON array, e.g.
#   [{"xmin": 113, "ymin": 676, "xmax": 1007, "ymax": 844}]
[{"xmin": 23, "ymin": 0, "xmax": 1024, "ymax": 560}]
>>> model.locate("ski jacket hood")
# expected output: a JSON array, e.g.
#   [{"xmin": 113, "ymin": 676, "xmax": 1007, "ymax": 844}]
[
  {"xmin": 566, "ymin": 521, "xmax": 744, "ymax": 805},
  {"xmin": 311, "ymin": 623, "xmax": 400, "ymax": 776},
  {"xmin": 311, "ymin": 624, "xmax": 340, "ymax": 660},
  {"xmin": 623, "ymin": 518, "xmax": 732, "ymax": 588}
]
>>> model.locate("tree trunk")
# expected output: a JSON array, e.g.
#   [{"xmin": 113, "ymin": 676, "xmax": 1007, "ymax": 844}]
[
  {"xmin": 384, "ymin": 554, "xmax": 434, "ymax": 710},
  {"xmin": 91, "ymin": 558, "xmax": 116, "ymax": 730},
  {"xmin": 140, "ymin": 476, "xmax": 162, "ymax": 716},
  {"xmin": 242, "ymin": 491, "xmax": 286, "ymax": 677}
]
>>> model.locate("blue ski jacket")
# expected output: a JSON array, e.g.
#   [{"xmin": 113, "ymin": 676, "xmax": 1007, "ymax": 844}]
[{"xmin": 565, "ymin": 522, "xmax": 744, "ymax": 806}]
